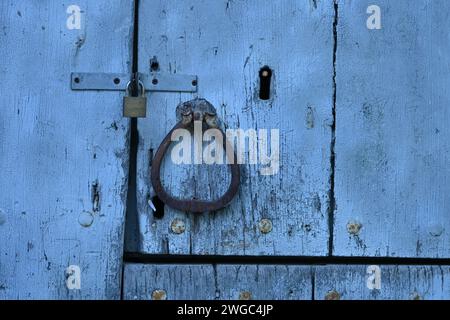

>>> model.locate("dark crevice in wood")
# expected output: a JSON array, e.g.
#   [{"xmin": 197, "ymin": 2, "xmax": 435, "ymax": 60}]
[
  {"xmin": 123, "ymin": 253, "xmax": 450, "ymax": 266},
  {"xmin": 327, "ymin": 0, "xmax": 339, "ymax": 257},
  {"xmin": 150, "ymin": 195, "xmax": 165, "ymax": 219},
  {"xmin": 121, "ymin": 0, "xmax": 140, "ymax": 300}
]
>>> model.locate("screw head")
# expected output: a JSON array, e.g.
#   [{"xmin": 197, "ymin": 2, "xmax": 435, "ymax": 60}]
[
  {"xmin": 151, "ymin": 289, "xmax": 167, "ymax": 300},
  {"xmin": 346, "ymin": 221, "xmax": 362, "ymax": 235},
  {"xmin": 78, "ymin": 211, "xmax": 94, "ymax": 227},
  {"xmin": 239, "ymin": 291, "xmax": 252, "ymax": 300},
  {"xmin": 410, "ymin": 292, "xmax": 422, "ymax": 300},
  {"xmin": 171, "ymin": 218, "xmax": 186, "ymax": 234},
  {"xmin": 325, "ymin": 290, "xmax": 340, "ymax": 300},
  {"xmin": 259, "ymin": 218, "xmax": 273, "ymax": 234},
  {"xmin": 428, "ymin": 224, "xmax": 444, "ymax": 237}
]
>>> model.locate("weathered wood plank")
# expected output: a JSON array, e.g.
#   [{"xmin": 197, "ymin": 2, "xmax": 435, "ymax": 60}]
[
  {"xmin": 315, "ymin": 265, "xmax": 450, "ymax": 300},
  {"xmin": 123, "ymin": 264, "xmax": 313, "ymax": 300},
  {"xmin": 0, "ymin": 0, "xmax": 132, "ymax": 298},
  {"xmin": 124, "ymin": 264, "xmax": 450, "ymax": 300},
  {"xmin": 333, "ymin": 0, "xmax": 450, "ymax": 257},
  {"xmin": 133, "ymin": 0, "xmax": 334, "ymax": 256}
]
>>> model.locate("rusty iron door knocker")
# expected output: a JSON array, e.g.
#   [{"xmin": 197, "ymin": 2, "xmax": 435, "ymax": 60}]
[{"xmin": 151, "ymin": 98, "xmax": 240, "ymax": 212}]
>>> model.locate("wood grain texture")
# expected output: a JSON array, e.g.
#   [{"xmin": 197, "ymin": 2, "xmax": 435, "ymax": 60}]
[
  {"xmin": 132, "ymin": 0, "xmax": 334, "ymax": 256},
  {"xmin": 333, "ymin": 0, "xmax": 450, "ymax": 257},
  {"xmin": 123, "ymin": 264, "xmax": 313, "ymax": 300},
  {"xmin": 0, "ymin": 0, "xmax": 132, "ymax": 298},
  {"xmin": 315, "ymin": 265, "xmax": 450, "ymax": 300},
  {"xmin": 124, "ymin": 264, "xmax": 450, "ymax": 300}
]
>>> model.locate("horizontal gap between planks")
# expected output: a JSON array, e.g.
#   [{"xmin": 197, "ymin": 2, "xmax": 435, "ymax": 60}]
[{"xmin": 124, "ymin": 253, "xmax": 450, "ymax": 266}]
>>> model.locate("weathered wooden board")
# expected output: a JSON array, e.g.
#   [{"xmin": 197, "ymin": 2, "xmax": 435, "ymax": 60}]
[
  {"xmin": 124, "ymin": 264, "xmax": 450, "ymax": 300},
  {"xmin": 315, "ymin": 265, "xmax": 450, "ymax": 300},
  {"xmin": 123, "ymin": 264, "xmax": 313, "ymax": 300},
  {"xmin": 333, "ymin": 0, "xmax": 450, "ymax": 257},
  {"xmin": 0, "ymin": 1, "xmax": 132, "ymax": 298},
  {"xmin": 133, "ymin": 0, "xmax": 334, "ymax": 256}
]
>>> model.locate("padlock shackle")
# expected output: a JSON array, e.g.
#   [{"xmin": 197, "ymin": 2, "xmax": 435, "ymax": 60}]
[{"xmin": 125, "ymin": 79, "xmax": 145, "ymax": 96}]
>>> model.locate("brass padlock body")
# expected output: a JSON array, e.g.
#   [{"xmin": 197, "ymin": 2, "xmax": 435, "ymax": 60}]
[
  {"xmin": 123, "ymin": 80, "xmax": 147, "ymax": 118},
  {"xmin": 123, "ymin": 96, "xmax": 147, "ymax": 118}
]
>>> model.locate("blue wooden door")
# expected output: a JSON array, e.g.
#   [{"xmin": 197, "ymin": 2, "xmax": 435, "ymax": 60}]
[
  {"xmin": 2, "ymin": 0, "xmax": 450, "ymax": 300},
  {"xmin": 0, "ymin": 0, "xmax": 133, "ymax": 299},
  {"xmin": 332, "ymin": 0, "xmax": 450, "ymax": 259},
  {"xmin": 123, "ymin": 0, "xmax": 450, "ymax": 300},
  {"xmin": 130, "ymin": 0, "xmax": 334, "ymax": 257}
]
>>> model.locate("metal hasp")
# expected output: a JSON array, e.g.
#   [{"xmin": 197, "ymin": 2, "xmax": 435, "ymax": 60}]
[
  {"xmin": 151, "ymin": 98, "xmax": 240, "ymax": 213},
  {"xmin": 70, "ymin": 72, "xmax": 197, "ymax": 93}
]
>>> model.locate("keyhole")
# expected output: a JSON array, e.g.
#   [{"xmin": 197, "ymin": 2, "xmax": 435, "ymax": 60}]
[
  {"xmin": 150, "ymin": 61, "xmax": 159, "ymax": 72},
  {"xmin": 151, "ymin": 195, "xmax": 165, "ymax": 219},
  {"xmin": 259, "ymin": 66, "xmax": 272, "ymax": 100}
]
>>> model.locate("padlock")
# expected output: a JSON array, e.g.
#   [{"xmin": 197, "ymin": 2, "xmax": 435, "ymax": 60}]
[{"xmin": 123, "ymin": 80, "xmax": 147, "ymax": 118}]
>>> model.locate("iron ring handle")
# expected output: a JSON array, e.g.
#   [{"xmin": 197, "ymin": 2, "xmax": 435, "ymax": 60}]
[{"xmin": 150, "ymin": 120, "xmax": 240, "ymax": 213}]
